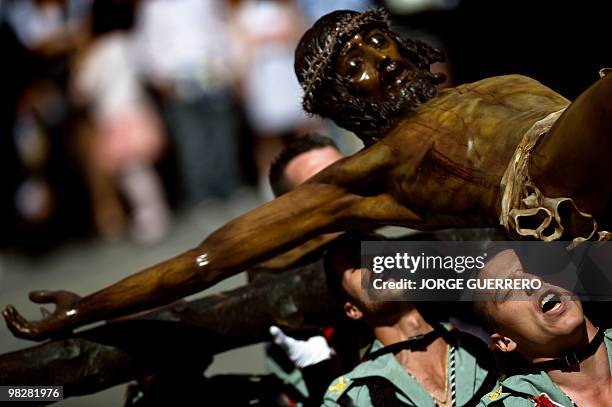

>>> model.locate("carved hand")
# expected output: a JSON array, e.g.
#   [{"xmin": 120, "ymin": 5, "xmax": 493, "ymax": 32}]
[{"xmin": 2, "ymin": 290, "xmax": 82, "ymax": 341}]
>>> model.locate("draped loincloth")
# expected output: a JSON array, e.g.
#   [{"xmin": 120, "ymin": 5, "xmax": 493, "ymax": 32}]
[{"xmin": 499, "ymin": 108, "xmax": 607, "ymax": 243}]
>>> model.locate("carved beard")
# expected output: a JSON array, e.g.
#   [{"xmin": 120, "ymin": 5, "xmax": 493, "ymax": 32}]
[{"xmin": 315, "ymin": 39, "xmax": 441, "ymax": 147}]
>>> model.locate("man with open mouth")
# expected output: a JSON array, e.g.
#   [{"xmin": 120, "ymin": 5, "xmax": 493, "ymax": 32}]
[
  {"xmin": 475, "ymin": 249, "xmax": 612, "ymax": 406},
  {"xmin": 321, "ymin": 232, "xmax": 498, "ymax": 407}
]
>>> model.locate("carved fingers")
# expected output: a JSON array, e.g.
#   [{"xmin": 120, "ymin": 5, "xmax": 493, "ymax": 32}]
[
  {"xmin": 2, "ymin": 290, "xmax": 81, "ymax": 341},
  {"xmin": 2, "ymin": 305, "xmax": 40, "ymax": 339}
]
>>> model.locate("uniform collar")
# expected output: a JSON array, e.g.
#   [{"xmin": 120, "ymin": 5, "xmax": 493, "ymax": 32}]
[
  {"xmin": 351, "ymin": 325, "xmax": 486, "ymax": 406},
  {"xmin": 499, "ymin": 328, "xmax": 612, "ymax": 405}
]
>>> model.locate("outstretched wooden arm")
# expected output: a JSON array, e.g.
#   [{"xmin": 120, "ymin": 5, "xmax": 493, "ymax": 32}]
[
  {"xmin": 3, "ymin": 144, "xmax": 423, "ymax": 341},
  {"xmin": 0, "ymin": 266, "xmax": 337, "ymax": 397}
]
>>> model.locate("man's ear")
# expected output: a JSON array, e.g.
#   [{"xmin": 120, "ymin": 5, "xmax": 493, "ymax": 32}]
[
  {"xmin": 344, "ymin": 301, "xmax": 363, "ymax": 320},
  {"xmin": 490, "ymin": 333, "xmax": 517, "ymax": 353}
]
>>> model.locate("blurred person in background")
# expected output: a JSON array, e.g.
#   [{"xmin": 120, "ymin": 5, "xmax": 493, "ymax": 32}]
[
  {"xmin": 11, "ymin": 80, "xmax": 61, "ymax": 229},
  {"xmin": 71, "ymin": 0, "xmax": 170, "ymax": 244},
  {"xmin": 228, "ymin": 0, "xmax": 319, "ymax": 201},
  {"xmin": 133, "ymin": 0, "xmax": 242, "ymax": 208},
  {"xmin": 2, "ymin": 0, "xmax": 90, "ymax": 59},
  {"xmin": 1, "ymin": 0, "xmax": 95, "ymax": 250}
]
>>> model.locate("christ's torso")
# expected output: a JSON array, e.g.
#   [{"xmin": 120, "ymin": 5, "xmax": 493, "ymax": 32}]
[{"xmin": 383, "ymin": 74, "xmax": 570, "ymax": 228}]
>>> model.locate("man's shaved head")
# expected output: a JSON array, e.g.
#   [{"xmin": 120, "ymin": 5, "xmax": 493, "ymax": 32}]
[{"xmin": 269, "ymin": 134, "xmax": 341, "ymax": 196}]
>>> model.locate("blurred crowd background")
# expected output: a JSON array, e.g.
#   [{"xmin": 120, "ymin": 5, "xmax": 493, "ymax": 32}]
[{"xmin": 0, "ymin": 0, "xmax": 609, "ymax": 252}]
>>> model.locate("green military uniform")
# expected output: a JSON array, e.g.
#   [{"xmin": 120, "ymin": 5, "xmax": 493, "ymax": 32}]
[
  {"xmin": 478, "ymin": 328, "xmax": 612, "ymax": 406},
  {"xmin": 323, "ymin": 328, "xmax": 497, "ymax": 406}
]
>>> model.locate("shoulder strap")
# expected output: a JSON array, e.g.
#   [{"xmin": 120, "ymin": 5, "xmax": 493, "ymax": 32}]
[{"xmin": 364, "ymin": 323, "xmax": 446, "ymax": 362}]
